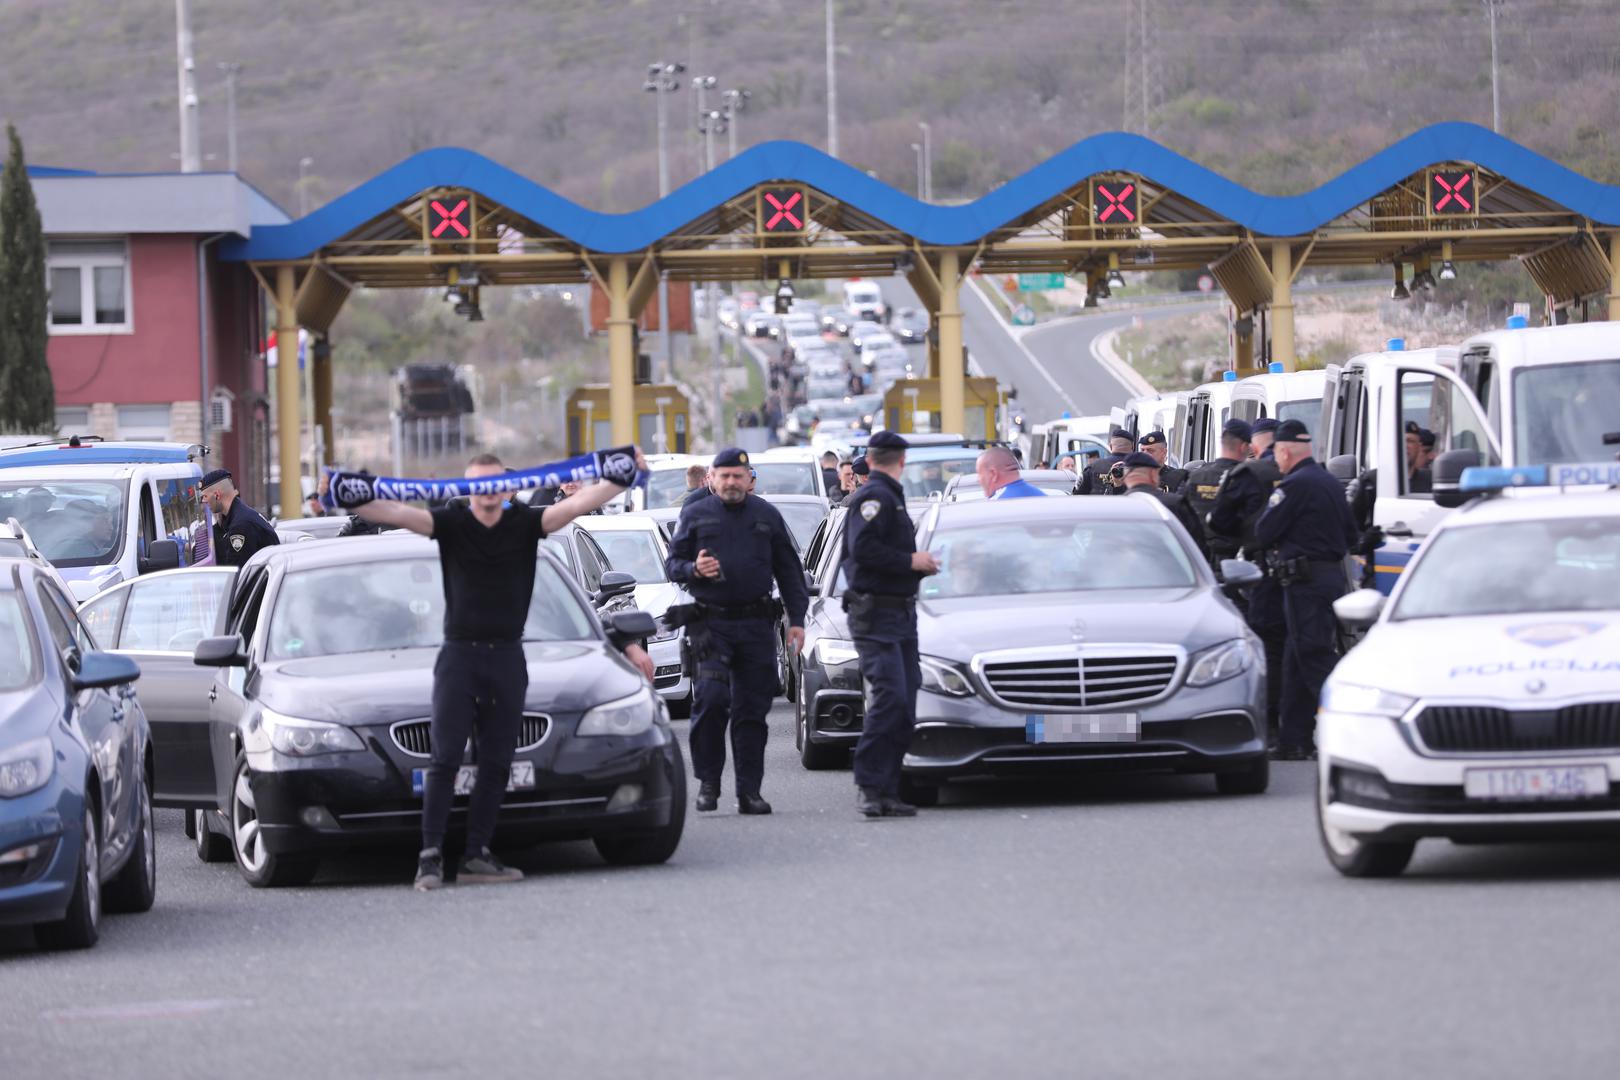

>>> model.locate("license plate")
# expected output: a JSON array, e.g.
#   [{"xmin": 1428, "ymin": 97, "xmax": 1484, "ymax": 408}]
[
  {"xmin": 1025, "ymin": 714, "xmax": 1138, "ymax": 744},
  {"xmin": 411, "ymin": 762, "xmax": 536, "ymax": 797},
  {"xmin": 1463, "ymin": 764, "xmax": 1609, "ymax": 801}
]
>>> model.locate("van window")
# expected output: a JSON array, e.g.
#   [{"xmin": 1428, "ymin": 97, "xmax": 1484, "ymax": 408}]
[
  {"xmin": 158, "ymin": 476, "xmax": 209, "ymax": 565},
  {"xmin": 1396, "ymin": 371, "xmax": 1498, "ymax": 497}
]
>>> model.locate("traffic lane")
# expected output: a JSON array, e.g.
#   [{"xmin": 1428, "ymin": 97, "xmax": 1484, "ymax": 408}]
[
  {"xmin": 5, "ymin": 710, "xmax": 1620, "ymax": 1078},
  {"xmin": 1021, "ymin": 298, "xmax": 1221, "ymax": 416}
]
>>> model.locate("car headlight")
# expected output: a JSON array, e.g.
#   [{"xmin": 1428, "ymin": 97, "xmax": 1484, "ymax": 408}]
[
  {"xmin": 0, "ymin": 736, "xmax": 55, "ymax": 798},
  {"xmin": 815, "ymin": 638, "xmax": 860, "ymax": 666},
  {"xmin": 650, "ymin": 623, "xmax": 681, "ymax": 644},
  {"xmin": 262, "ymin": 708, "xmax": 365, "ymax": 756},
  {"xmin": 919, "ymin": 655, "xmax": 973, "ymax": 697},
  {"xmin": 1186, "ymin": 639, "xmax": 1256, "ymax": 687},
  {"xmin": 1320, "ymin": 682, "xmax": 1417, "ymax": 719},
  {"xmin": 578, "ymin": 688, "xmax": 658, "ymax": 737}
]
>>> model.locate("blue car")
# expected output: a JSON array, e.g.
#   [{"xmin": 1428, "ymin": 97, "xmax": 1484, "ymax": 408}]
[{"xmin": 0, "ymin": 559, "xmax": 154, "ymax": 949}]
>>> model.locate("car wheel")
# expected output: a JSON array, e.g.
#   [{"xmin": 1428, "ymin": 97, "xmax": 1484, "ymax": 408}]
[
  {"xmin": 105, "ymin": 765, "xmax": 157, "ymax": 914},
  {"xmin": 667, "ymin": 690, "xmax": 692, "ymax": 720},
  {"xmin": 231, "ymin": 755, "xmax": 318, "ymax": 888},
  {"xmin": 1316, "ymin": 786, "xmax": 1415, "ymax": 878},
  {"xmin": 899, "ymin": 775, "xmax": 941, "ymax": 808},
  {"xmin": 194, "ymin": 808, "xmax": 232, "ymax": 863},
  {"xmin": 35, "ymin": 804, "xmax": 101, "ymax": 950},
  {"xmin": 1214, "ymin": 755, "xmax": 1270, "ymax": 796},
  {"xmin": 799, "ymin": 710, "xmax": 845, "ymax": 771},
  {"xmin": 594, "ymin": 749, "xmax": 687, "ymax": 866}
]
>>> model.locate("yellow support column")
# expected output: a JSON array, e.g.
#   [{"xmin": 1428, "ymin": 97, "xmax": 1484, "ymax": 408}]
[
  {"xmin": 606, "ymin": 257, "xmax": 636, "ymax": 446},
  {"xmin": 313, "ymin": 339, "xmax": 334, "ymax": 468},
  {"xmin": 937, "ymin": 249, "xmax": 965, "ymax": 435},
  {"xmin": 274, "ymin": 266, "xmax": 303, "ymax": 519},
  {"xmin": 1270, "ymin": 242, "xmax": 1296, "ymax": 372},
  {"xmin": 1609, "ymin": 233, "xmax": 1620, "ymax": 321}
]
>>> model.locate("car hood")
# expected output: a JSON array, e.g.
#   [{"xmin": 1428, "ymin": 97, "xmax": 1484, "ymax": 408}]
[
  {"xmin": 1335, "ymin": 612, "xmax": 1620, "ymax": 699},
  {"xmin": 632, "ymin": 581, "xmax": 687, "ymax": 619},
  {"xmin": 0, "ymin": 684, "xmax": 60, "ymax": 743},
  {"xmin": 255, "ymin": 642, "xmax": 643, "ymax": 726},
  {"xmin": 916, "ymin": 588, "xmax": 1241, "ymax": 661},
  {"xmin": 58, "ymin": 564, "xmax": 123, "ymax": 602}
]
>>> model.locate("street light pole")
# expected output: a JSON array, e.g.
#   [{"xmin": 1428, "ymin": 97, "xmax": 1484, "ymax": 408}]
[
  {"xmin": 825, "ymin": 0, "xmax": 839, "ymax": 159},
  {"xmin": 911, "ymin": 143, "xmax": 924, "ymax": 198},
  {"xmin": 722, "ymin": 87, "xmax": 749, "ymax": 159},
  {"xmin": 173, "ymin": 0, "xmax": 201, "ymax": 173},
  {"xmin": 297, "ymin": 156, "xmax": 313, "ymax": 216},
  {"xmin": 218, "ymin": 62, "xmax": 241, "ymax": 173},
  {"xmin": 645, "ymin": 61, "xmax": 686, "ymax": 382},
  {"xmin": 918, "ymin": 121, "xmax": 932, "ymax": 201},
  {"xmin": 1485, "ymin": 0, "xmax": 1503, "ymax": 133}
]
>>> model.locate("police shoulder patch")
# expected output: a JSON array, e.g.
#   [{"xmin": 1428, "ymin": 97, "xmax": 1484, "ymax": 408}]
[
  {"xmin": 859, "ymin": 500, "xmax": 881, "ymax": 521},
  {"xmin": 1267, "ymin": 489, "xmax": 1285, "ymax": 508},
  {"xmin": 229, "ymin": 533, "xmax": 246, "ymax": 551}
]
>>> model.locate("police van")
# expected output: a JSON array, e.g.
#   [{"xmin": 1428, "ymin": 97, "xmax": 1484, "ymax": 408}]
[
  {"xmin": 0, "ymin": 440, "xmax": 214, "ymax": 601},
  {"xmin": 1317, "ymin": 460, "xmax": 1620, "ymax": 877},
  {"xmin": 1226, "ymin": 363, "xmax": 1329, "ymax": 438}
]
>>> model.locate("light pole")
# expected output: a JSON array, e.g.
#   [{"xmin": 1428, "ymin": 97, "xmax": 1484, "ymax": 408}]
[
  {"xmin": 721, "ymin": 87, "xmax": 750, "ymax": 159},
  {"xmin": 696, "ymin": 101, "xmax": 728, "ymax": 444},
  {"xmin": 644, "ymin": 61, "xmax": 685, "ymax": 381},
  {"xmin": 218, "ymin": 61, "xmax": 241, "ymax": 173},
  {"xmin": 911, "ymin": 143, "xmax": 925, "ymax": 199},
  {"xmin": 825, "ymin": 0, "xmax": 839, "ymax": 158},
  {"xmin": 1484, "ymin": 0, "xmax": 1503, "ymax": 133},
  {"xmin": 917, "ymin": 121, "xmax": 932, "ymax": 201},
  {"xmin": 174, "ymin": 0, "xmax": 201, "ymax": 173},
  {"xmin": 297, "ymin": 156, "xmax": 314, "ymax": 216}
]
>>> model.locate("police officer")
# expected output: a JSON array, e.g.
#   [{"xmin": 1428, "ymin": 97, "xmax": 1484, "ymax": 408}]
[
  {"xmin": 1253, "ymin": 419, "xmax": 1359, "ymax": 760},
  {"xmin": 1119, "ymin": 452, "xmax": 1208, "ymax": 558},
  {"xmin": 1075, "ymin": 429, "xmax": 1135, "ymax": 495},
  {"xmin": 1208, "ymin": 418, "xmax": 1285, "ymax": 736},
  {"xmin": 666, "ymin": 448, "xmax": 809, "ymax": 814},
  {"xmin": 1138, "ymin": 431, "xmax": 1187, "ymax": 493},
  {"xmin": 200, "ymin": 469, "xmax": 279, "ymax": 567},
  {"xmin": 1185, "ymin": 420, "xmax": 1252, "ymax": 562},
  {"xmin": 842, "ymin": 431, "xmax": 940, "ymax": 818}
]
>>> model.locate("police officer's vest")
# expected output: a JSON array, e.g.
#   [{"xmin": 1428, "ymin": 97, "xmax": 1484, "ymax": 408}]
[{"xmin": 1184, "ymin": 458, "xmax": 1236, "ymax": 518}]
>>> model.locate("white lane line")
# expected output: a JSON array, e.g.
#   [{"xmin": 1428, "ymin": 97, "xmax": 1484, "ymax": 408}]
[
  {"xmin": 962, "ymin": 278, "xmax": 1078, "ymax": 414},
  {"xmin": 43, "ymin": 998, "xmax": 253, "ymax": 1023}
]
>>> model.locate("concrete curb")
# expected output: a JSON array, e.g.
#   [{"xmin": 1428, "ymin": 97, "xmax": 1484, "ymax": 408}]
[{"xmin": 1089, "ymin": 326, "xmax": 1157, "ymax": 398}]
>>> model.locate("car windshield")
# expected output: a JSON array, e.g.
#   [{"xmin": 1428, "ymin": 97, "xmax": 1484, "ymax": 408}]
[
  {"xmin": 268, "ymin": 557, "xmax": 594, "ymax": 660},
  {"xmin": 590, "ymin": 529, "xmax": 668, "ymax": 583},
  {"xmin": 921, "ymin": 519, "xmax": 1197, "ymax": 598},
  {"xmin": 647, "ymin": 467, "xmax": 697, "ymax": 509},
  {"xmin": 899, "ymin": 453, "xmax": 979, "ymax": 498},
  {"xmin": 1512, "ymin": 360, "xmax": 1620, "ymax": 465},
  {"xmin": 0, "ymin": 478, "xmax": 128, "ymax": 568},
  {"xmin": 1393, "ymin": 516, "xmax": 1620, "ymax": 620},
  {"xmin": 753, "ymin": 462, "xmax": 818, "ymax": 495},
  {"xmin": 0, "ymin": 592, "xmax": 38, "ymax": 691},
  {"xmin": 772, "ymin": 502, "xmax": 831, "ymax": 556}
]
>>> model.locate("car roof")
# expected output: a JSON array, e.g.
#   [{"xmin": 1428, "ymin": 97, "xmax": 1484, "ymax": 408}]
[
  {"xmin": 576, "ymin": 514, "xmax": 660, "ymax": 533},
  {"xmin": 1447, "ymin": 487, "xmax": 1620, "ymax": 527},
  {"xmin": 1462, "ymin": 322, "xmax": 1620, "ymax": 368},
  {"xmin": 948, "ymin": 469, "xmax": 1076, "ymax": 489},
  {"xmin": 760, "ymin": 493, "xmax": 830, "ymax": 504},
  {"xmin": 928, "ymin": 492, "xmax": 1164, "ymax": 525},
  {"xmin": 0, "ymin": 441, "xmax": 205, "ymax": 468},
  {"xmin": 0, "ymin": 463, "xmax": 144, "ymax": 480}
]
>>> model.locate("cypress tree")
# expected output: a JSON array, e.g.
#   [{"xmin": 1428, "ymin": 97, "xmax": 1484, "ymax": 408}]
[{"xmin": 0, "ymin": 122, "xmax": 55, "ymax": 433}]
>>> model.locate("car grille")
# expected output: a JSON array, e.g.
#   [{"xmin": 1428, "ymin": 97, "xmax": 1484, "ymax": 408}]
[
  {"xmin": 978, "ymin": 652, "xmax": 1179, "ymax": 710},
  {"xmin": 654, "ymin": 664, "xmax": 683, "ymax": 690},
  {"xmin": 1415, "ymin": 703, "xmax": 1620, "ymax": 753},
  {"xmin": 389, "ymin": 714, "xmax": 551, "ymax": 758}
]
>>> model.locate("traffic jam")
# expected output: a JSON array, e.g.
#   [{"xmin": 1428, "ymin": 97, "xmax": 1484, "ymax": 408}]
[{"xmin": 2, "ymin": 289, "xmax": 1619, "ymax": 950}]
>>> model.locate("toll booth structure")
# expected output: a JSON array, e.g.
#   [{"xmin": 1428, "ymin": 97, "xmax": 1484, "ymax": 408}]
[
  {"xmin": 882, "ymin": 377, "xmax": 1004, "ymax": 438},
  {"xmin": 221, "ymin": 123, "xmax": 1620, "ymax": 516},
  {"xmin": 566, "ymin": 384, "xmax": 690, "ymax": 456}
]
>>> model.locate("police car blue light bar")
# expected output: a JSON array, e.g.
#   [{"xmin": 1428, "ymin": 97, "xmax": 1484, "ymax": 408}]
[{"xmin": 1460, "ymin": 461, "xmax": 1620, "ymax": 493}]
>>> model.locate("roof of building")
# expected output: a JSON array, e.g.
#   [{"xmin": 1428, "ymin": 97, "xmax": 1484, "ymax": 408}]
[{"xmin": 31, "ymin": 170, "xmax": 290, "ymax": 237}]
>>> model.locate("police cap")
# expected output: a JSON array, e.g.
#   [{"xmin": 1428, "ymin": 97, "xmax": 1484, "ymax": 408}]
[
  {"xmin": 1222, "ymin": 418, "xmax": 1254, "ymax": 442},
  {"xmin": 712, "ymin": 447, "xmax": 751, "ymax": 468},
  {"xmin": 867, "ymin": 431, "xmax": 909, "ymax": 450},
  {"xmin": 1122, "ymin": 452, "xmax": 1160, "ymax": 469},
  {"xmin": 1251, "ymin": 418, "xmax": 1280, "ymax": 435},
  {"xmin": 851, "ymin": 457, "xmax": 870, "ymax": 476},
  {"xmin": 1418, "ymin": 428, "xmax": 1436, "ymax": 448},
  {"xmin": 1138, "ymin": 430, "xmax": 1168, "ymax": 447},
  {"xmin": 200, "ymin": 468, "xmax": 232, "ymax": 489},
  {"xmin": 1274, "ymin": 418, "xmax": 1313, "ymax": 444}
]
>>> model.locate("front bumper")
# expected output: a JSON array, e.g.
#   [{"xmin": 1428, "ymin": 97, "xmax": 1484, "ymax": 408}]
[
  {"xmin": 1319, "ymin": 708, "xmax": 1620, "ymax": 842},
  {"xmin": 0, "ymin": 779, "xmax": 81, "ymax": 928},
  {"xmin": 648, "ymin": 635, "xmax": 690, "ymax": 704}
]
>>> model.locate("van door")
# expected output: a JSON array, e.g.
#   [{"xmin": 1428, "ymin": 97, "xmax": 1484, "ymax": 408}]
[{"xmin": 1181, "ymin": 392, "xmax": 1211, "ymax": 464}]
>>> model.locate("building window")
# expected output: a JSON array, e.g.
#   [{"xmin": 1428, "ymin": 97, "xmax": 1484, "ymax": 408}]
[
  {"xmin": 116, "ymin": 404, "xmax": 171, "ymax": 442},
  {"xmin": 55, "ymin": 406, "xmax": 90, "ymax": 434},
  {"xmin": 47, "ymin": 239, "xmax": 131, "ymax": 333}
]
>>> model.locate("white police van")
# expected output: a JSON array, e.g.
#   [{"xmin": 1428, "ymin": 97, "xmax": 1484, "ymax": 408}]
[
  {"xmin": 0, "ymin": 440, "xmax": 213, "ymax": 601},
  {"xmin": 1317, "ymin": 459, "xmax": 1620, "ymax": 876}
]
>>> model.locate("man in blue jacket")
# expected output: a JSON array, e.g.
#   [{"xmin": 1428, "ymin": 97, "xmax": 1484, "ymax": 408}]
[{"xmin": 975, "ymin": 447, "xmax": 1047, "ymax": 500}]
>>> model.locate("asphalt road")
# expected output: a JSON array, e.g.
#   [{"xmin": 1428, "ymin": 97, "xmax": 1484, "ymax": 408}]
[{"xmin": 6, "ymin": 702, "xmax": 1620, "ymax": 1079}]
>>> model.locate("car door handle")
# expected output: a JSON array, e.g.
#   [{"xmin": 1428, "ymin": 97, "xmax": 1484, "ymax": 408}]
[{"xmin": 208, "ymin": 685, "xmax": 218, "ymax": 702}]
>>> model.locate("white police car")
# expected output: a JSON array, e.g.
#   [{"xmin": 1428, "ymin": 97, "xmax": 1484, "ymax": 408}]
[{"xmin": 1316, "ymin": 459, "xmax": 1620, "ymax": 876}]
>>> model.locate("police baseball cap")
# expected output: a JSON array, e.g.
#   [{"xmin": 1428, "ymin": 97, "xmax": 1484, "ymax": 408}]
[
  {"xmin": 200, "ymin": 468, "xmax": 232, "ymax": 489},
  {"xmin": 1138, "ymin": 431, "xmax": 1167, "ymax": 447},
  {"xmin": 712, "ymin": 447, "xmax": 750, "ymax": 468},
  {"xmin": 1222, "ymin": 418, "xmax": 1254, "ymax": 442},
  {"xmin": 851, "ymin": 457, "xmax": 870, "ymax": 476},
  {"xmin": 1274, "ymin": 419, "xmax": 1313, "ymax": 444},
  {"xmin": 867, "ymin": 431, "xmax": 909, "ymax": 450},
  {"xmin": 1121, "ymin": 452, "xmax": 1160, "ymax": 469},
  {"xmin": 1418, "ymin": 428, "xmax": 1437, "ymax": 448},
  {"xmin": 1251, "ymin": 418, "xmax": 1280, "ymax": 435}
]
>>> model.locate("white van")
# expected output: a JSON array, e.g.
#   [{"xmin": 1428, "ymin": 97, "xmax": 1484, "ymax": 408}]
[
  {"xmin": 841, "ymin": 280, "xmax": 885, "ymax": 323},
  {"xmin": 1454, "ymin": 321, "xmax": 1620, "ymax": 466},
  {"xmin": 1227, "ymin": 366, "xmax": 1329, "ymax": 438},
  {"xmin": 0, "ymin": 442, "xmax": 214, "ymax": 601}
]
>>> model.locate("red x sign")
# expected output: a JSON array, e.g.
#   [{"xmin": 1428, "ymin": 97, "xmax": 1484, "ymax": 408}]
[
  {"xmin": 1094, "ymin": 181, "xmax": 1137, "ymax": 224},
  {"xmin": 430, "ymin": 198, "xmax": 470, "ymax": 238},
  {"xmin": 1430, "ymin": 170, "xmax": 1474, "ymax": 214},
  {"xmin": 761, "ymin": 188, "xmax": 806, "ymax": 232}
]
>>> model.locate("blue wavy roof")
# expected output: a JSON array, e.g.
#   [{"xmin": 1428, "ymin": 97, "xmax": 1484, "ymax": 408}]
[{"xmin": 221, "ymin": 122, "xmax": 1620, "ymax": 261}]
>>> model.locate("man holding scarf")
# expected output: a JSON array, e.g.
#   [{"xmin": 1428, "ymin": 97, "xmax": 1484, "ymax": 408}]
[{"xmin": 341, "ymin": 446, "xmax": 647, "ymax": 890}]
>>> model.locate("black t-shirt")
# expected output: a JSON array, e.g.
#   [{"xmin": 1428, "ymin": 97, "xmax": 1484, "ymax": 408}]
[{"xmin": 429, "ymin": 503, "xmax": 548, "ymax": 642}]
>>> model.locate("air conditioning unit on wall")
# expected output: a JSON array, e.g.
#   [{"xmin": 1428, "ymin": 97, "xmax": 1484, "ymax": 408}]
[{"xmin": 210, "ymin": 387, "xmax": 235, "ymax": 434}]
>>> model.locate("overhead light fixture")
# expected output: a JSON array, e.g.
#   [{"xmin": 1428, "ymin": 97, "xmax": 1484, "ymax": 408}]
[
  {"xmin": 1390, "ymin": 262, "xmax": 1410, "ymax": 301},
  {"xmin": 896, "ymin": 252, "xmax": 915, "ymax": 274},
  {"xmin": 1410, "ymin": 269, "xmax": 1436, "ymax": 293},
  {"xmin": 1106, "ymin": 254, "xmax": 1125, "ymax": 290},
  {"xmin": 458, "ymin": 264, "xmax": 482, "ymax": 288},
  {"xmin": 774, "ymin": 278, "xmax": 795, "ymax": 314},
  {"xmin": 1438, "ymin": 260, "xmax": 1457, "ymax": 281},
  {"xmin": 443, "ymin": 285, "xmax": 461, "ymax": 303}
]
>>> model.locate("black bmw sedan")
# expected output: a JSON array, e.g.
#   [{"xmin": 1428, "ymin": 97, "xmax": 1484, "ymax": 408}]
[{"xmin": 190, "ymin": 534, "xmax": 685, "ymax": 887}]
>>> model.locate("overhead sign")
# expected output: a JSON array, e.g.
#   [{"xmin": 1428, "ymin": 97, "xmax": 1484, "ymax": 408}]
[
  {"xmin": 426, "ymin": 193, "xmax": 474, "ymax": 240},
  {"xmin": 1428, "ymin": 169, "xmax": 1476, "ymax": 215},
  {"xmin": 1091, "ymin": 177, "xmax": 1139, "ymax": 226},
  {"xmin": 759, "ymin": 187, "xmax": 809, "ymax": 233},
  {"xmin": 1017, "ymin": 273, "xmax": 1065, "ymax": 291}
]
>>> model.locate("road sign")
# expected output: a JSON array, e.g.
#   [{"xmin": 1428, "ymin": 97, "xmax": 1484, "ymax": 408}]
[
  {"xmin": 759, "ymin": 187, "xmax": 808, "ymax": 233},
  {"xmin": 428, "ymin": 195, "xmax": 471, "ymax": 239},
  {"xmin": 1197, "ymin": 274, "xmax": 1215, "ymax": 294},
  {"xmin": 1091, "ymin": 178, "xmax": 1139, "ymax": 225},
  {"xmin": 1016, "ymin": 273, "xmax": 1065, "ymax": 291},
  {"xmin": 1012, "ymin": 304, "xmax": 1036, "ymax": 326},
  {"xmin": 1428, "ymin": 169, "xmax": 1476, "ymax": 215}
]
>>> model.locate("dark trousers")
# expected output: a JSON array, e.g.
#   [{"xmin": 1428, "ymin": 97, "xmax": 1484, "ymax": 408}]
[
  {"xmin": 1279, "ymin": 567, "xmax": 1342, "ymax": 752},
  {"xmin": 1245, "ymin": 577, "xmax": 1287, "ymax": 735},
  {"xmin": 690, "ymin": 616, "xmax": 777, "ymax": 795},
  {"xmin": 422, "ymin": 641, "xmax": 528, "ymax": 852},
  {"xmin": 851, "ymin": 606, "xmax": 922, "ymax": 794}
]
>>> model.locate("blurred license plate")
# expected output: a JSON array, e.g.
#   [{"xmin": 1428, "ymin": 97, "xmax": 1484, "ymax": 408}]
[
  {"xmin": 1025, "ymin": 714, "xmax": 1138, "ymax": 744},
  {"xmin": 411, "ymin": 762, "xmax": 536, "ymax": 797},
  {"xmin": 1463, "ymin": 765, "xmax": 1608, "ymax": 801}
]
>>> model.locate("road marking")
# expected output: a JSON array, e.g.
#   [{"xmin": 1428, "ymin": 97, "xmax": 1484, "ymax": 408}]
[
  {"xmin": 43, "ymin": 998, "xmax": 252, "ymax": 1023},
  {"xmin": 1088, "ymin": 326, "xmax": 1157, "ymax": 398},
  {"xmin": 962, "ymin": 279, "xmax": 1078, "ymax": 414}
]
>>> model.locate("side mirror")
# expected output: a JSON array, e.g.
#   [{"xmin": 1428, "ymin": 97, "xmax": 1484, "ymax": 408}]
[
  {"xmin": 1432, "ymin": 448, "xmax": 1483, "ymax": 509},
  {"xmin": 73, "ymin": 650, "xmax": 141, "ymax": 691},
  {"xmin": 1326, "ymin": 454, "xmax": 1359, "ymax": 487},
  {"xmin": 607, "ymin": 609, "xmax": 657, "ymax": 640},
  {"xmin": 138, "ymin": 538, "xmax": 181, "ymax": 575},
  {"xmin": 593, "ymin": 570, "xmax": 637, "ymax": 604},
  {"xmin": 1333, "ymin": 588, "xmax": 1386, "ymax": 629},
  {"xmin": 193, "ymin": 634, "xmax": 248, "ymax": 668},
  {"xmin": 1218, "ymin": 559, "xmax": 1264, "ymax": 589},
  {"xmin": 804, "ymin": 570, "xmax": 821, "ymax": 597}
]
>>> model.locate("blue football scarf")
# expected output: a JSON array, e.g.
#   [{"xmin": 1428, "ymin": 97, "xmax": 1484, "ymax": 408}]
[{"xmin": 323, "ymin": 446, "xmax": 642, "ymax": 509}]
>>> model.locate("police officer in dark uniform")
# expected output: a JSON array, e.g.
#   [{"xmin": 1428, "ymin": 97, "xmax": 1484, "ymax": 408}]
[
  {"xmin": 1138, "ymin": 431, "xmax": 1187, "ymax": 493},
  {"xmin": 200, "ymin": 468, "xmax": 279, "ymax": 567},
  {"xmin": 1119, "ymin": 452, "xmax": 1209, "ymax": 558},
  {"xmin": 666, "ymin": 447, "xmax": 808, "ymax": 814},
  {"xmin": 1075, "ymin": 429, "xmax": 1135, "ymax": 495},
  {"xmin": 1186, "ymin": 420, "xmax": 1252, "ymax": 563},
  {"xmin": 842, "ymin": 432, "xmax": 940, "ymax": 817},
  {"xmin": 1253, "ymin": 419, "xmax": 1358, "ymax": 760}
]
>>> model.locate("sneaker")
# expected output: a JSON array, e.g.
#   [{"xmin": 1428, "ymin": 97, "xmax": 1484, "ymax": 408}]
[
  {"xmin": 414, "ymin": 847, "xmax": 444, "ymax": 891},
  {"xmin": 458, "ymin": 847, "xmax": 523, "ymax": 884}
]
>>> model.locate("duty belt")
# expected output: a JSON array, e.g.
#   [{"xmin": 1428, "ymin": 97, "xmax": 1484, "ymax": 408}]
[
  {"xmin": 697, "ymin": 599, "xmax": 776, "ymax": 619},
  {"xmin": 846, "ymin": 590, "xmax": 915, "ymax": 610}
]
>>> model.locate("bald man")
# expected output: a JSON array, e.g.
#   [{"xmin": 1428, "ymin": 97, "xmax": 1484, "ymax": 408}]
[{"xmin": 975, "ymin": 447, "xmax": 1047, "ymax": 500}]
